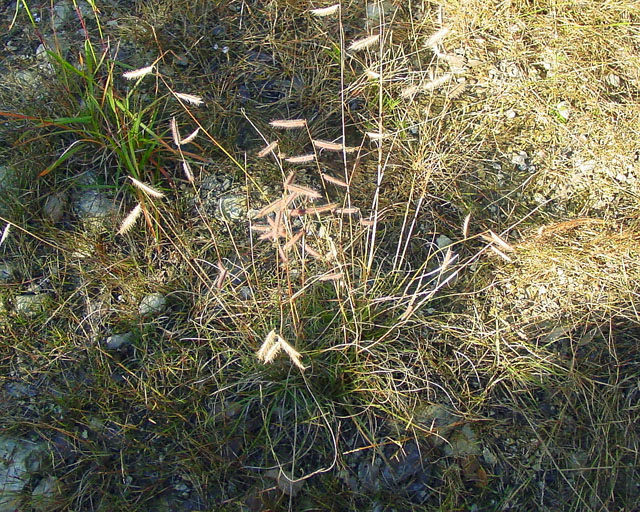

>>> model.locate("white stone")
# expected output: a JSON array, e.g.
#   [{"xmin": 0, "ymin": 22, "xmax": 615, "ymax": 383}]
[{"xmin": 139, "ymin": 292, "xmax": 167, "ymax": 317}]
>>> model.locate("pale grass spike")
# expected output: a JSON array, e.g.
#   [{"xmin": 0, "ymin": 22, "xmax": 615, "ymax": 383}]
[
  {"xmin": 257, "ymin": 141, "xmax": 278, "ymax": 158},
  {"xmin": 269, "ymin": 119, "xmax": 307, "ymax": 129},
  {"xmin": 179, "ymin": 128, "xmax": 199, "ymax": 146},
  {"xmin": 122, "ymin": 65, "xmax": 154, "ymax": 80},
  {"xmin": 129, "ymin": 177, "xmax": 165, "ymax": 198},
  {"xmin": 175, "ymin": 92, "xmax": 204, "ymax": 106},
  {"xmin": 310, "ymin": 4, "xmax": 339, "ymax": 17},
  {"xmin": 117, "ymin": 204, "xmax": 142, "ymax": 235},
  {"xmin": 348, "ymin": 34, "xmax": 380, "ymax": 51}
]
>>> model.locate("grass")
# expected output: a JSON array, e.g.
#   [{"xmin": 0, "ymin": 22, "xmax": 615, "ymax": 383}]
[{"xmin": 0, "ymin": 0, "xmax": 639, "ymax": 511}]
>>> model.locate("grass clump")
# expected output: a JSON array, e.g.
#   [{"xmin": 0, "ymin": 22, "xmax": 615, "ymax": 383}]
[{"xmin": 0, "ymin": 1, "xmax": 639, "ymax": 511}]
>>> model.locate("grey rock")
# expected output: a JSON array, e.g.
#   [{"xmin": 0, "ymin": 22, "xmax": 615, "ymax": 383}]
[
  {"xmin": 74, "ymin": 189, "xmax": 115, "ymax": 224},
  {"xmin": 444, "ymin": 425, "xmax": 481, "ymax": 457},
  {"xmin": 4, "ymin": 381, "xmax": 38, "ymax": 399},
  {"xmin": 43, "ymin": 192, "xmax": 67, "ymax": 223},
  {"xmin": 139, "ymin": 292, "xmax": 167, "ymax": 317},
  {"xmin": 14, "ymin": 294, "xmax": 50, "ymax": 317},
  {"xmin": 52, "ymin": 1, "xmax": 73, "ymax": 30},
  {"xmin": 415, "ymin": 403, "xmax": 460, "ymax": 446},
  {"xmin": 436, "ymin": 234, "xmax": 453, "ymax": 250},
  {"xmin": 0, "ymin": 436, "xmax": 47, "ymax": 512},
  {"xmin": 0, "ymin": 166, "xmax": 19, "ymax": 216},
  {"xmin": 380, "ymin": 441, "xmax": 423, "ymax": 487},
  {"xmin": 31, "ymin": 476, "xmax": 61, "ymax": 511},
  {"xmin": 239, "ymin": 286, "xmax": 253, "ymax": 300},
  {"xmin": 218, "ymin": 194, "xmax": 247, "ymax": 221},
  {"xmin": 0, "ymin": 262, "xmax": 16, "ymax": 283},
  {"xmin": 104, "ymin": 331, "xmax": 134, "ymax": 350}
]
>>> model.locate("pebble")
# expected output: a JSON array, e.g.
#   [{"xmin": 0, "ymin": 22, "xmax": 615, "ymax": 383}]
[
  {"xmin": 14, "ymin": 294, "xmax": 49, "ymax": 317},
  {"xmin": 31, "ymin": 476, "xmax": 61, "ymax": 511},
  {"xmin": 74, "ymin": 189, "xmax": 115, "ymax": 225},
  {"xmin": 0, "ymin": 436, "xmax": 47, "ymax": 512},
  {"xmin": 0, "ymin": 262, "xmax": 16, "ymax": 283},
  {"xmin": 139, "ymin": 292, "xmax": 167, "ymax": 317},
  {"xmin": 436, "ymin": 234, "xmax": 453, "ymax": 250},
  {"xmin": 218, "ymin": 194, "xmax": 247, "ymax": 221},
  {"xmin": 43, "ymin": 192, "xmax": 67, "ymax": 223},
  {"xmin": 104, "ymin": 331, "xmax": 134, "ymax": 350}
]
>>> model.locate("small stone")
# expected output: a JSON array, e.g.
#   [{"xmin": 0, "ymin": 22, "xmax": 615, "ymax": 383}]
[
  {"xmin": 218, "ymin": 194, "xmax": 247, "ymax": 221},
  {"xmin": 139, "ymin": 292, "xmax": 167, "ymax": 317},
  {"xmin": 0, "ymin": 262, "xmax": 16, "ymax": 283},
  {"xmin": 436, "ymin": 234, "xmax": 453, "ymax": 250},
  {"xmin": 578, "ymin": 160, "xmax": 596, "ymax": 173},
  {"xmin": 52, "ymin": 0, "xmax": 73, "ymax": 30},
  {"xmin": 104, "ymin": 331, "xmax": 134, "ymax": 350},
  {"xmin": 366, "ymin": 1, "xmax": 392, "ymax": 21},
  {"xmin": 482, "ymin": 447, "xmax": 498, "ymax": 466},
  {"xmin": 43, "ymin": 192, "xmax": 67, "ymax": 223},
  {"xmin": 0, "ymin": 436, "xmax": 47, "ymax": 511},
  {"xmin": 239, "ymin": 286, "xmax": 253, "ymax": 300},
  {"xmin": 31, "ymin": 476, "xmax": 61, "ymax": 511},
  {"xmin": 511, "ymin": 151, "xmax": 528, "ymax": 168},
  {"xmin": 444, "ymin": 425, "xmax": 481, "ymax": 457},
  {"xmin": 14, "ymin": 294, "xmax": 50, "ymax": 317},
  {"xmin": 74, "ymin": 189, "xmax": 115, "ymax": 225},
  {"xmin": 505, "ymin": 109, "xmax": 516, "ymax": 119},
  {"xmin": 606, "ymin": 73, "xmax": 621, "ymax": 88}
]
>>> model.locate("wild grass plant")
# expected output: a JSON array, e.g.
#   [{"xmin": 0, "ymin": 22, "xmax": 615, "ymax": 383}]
[{"xmin": 0, "ymin": 1, "xmax": 639, "ymax": 511}]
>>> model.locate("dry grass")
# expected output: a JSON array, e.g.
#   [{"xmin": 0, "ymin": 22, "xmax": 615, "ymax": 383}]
[{"xmin": 0, "ymin": 0, "xmax": 638, "ymax": 510}]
